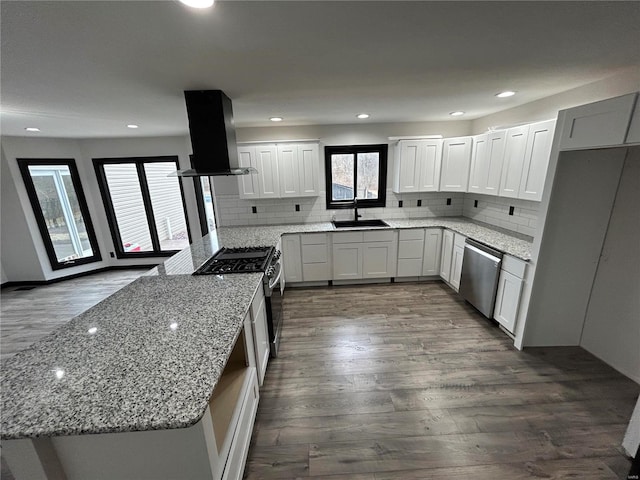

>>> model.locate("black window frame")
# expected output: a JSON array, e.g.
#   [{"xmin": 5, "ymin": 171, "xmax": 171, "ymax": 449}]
[
  {"xmin": 17, "ymin": 158, "xmax": 102, "ymax": 270},
  {"xmin": 324, "ymin": 144, "xmax": 388, "ymax": 209},
  {"xmin": 93, "ymin": 155, "xmax": 192, "ymax": 259}
]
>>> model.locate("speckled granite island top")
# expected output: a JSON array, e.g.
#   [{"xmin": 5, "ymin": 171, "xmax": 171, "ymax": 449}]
[{"xmin": 1, "ymin": 216, "xmax": 531, "ymax": 440}]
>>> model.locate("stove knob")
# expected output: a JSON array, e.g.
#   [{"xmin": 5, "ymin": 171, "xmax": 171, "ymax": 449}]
[
  {"xmin": 274, "ymin": 250, "xmax": 281, "ymax": 260},
  {"xmin": 266, "ymin": 266, "xmax": 275, "ymax": 277}
]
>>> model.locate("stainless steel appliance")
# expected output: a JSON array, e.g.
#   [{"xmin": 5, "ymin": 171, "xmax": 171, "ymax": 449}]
[
  {"xmin": 193, "ymin": 246, "xmax": 283, "ymax": 357},
  {"xmin": 458, "ymin": 239, "xmax": 503, "ymax": 318}
]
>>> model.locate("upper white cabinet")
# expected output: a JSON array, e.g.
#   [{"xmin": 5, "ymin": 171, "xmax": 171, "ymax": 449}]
[
  {"xmin": 559, "ymin": 92, "xmax": 638, "ymax": 150},
  {"xmin": 440, "ymin": 137, "xmax": 472, "ymax": 192},
  {"xmin": 468, "ymin": 131, "xmax": 506, "ymax": 195},
  {"xmin": 518, "ymin": 119, "xmax": 556, "ymax": 201},
  {"xmin": 238, "ymin": 142, "xmax": 319, "ymax": 199},
  {"xmin": 277, "ymin": 143, "xmax": 320, "ymax": 197},
  {"xmin": 393, "ymin": 140, "xmax": 442, "ymax": 193},
  {"xmin": 498, "ymin": 125, "xmax": 530, "ymax": 199}
]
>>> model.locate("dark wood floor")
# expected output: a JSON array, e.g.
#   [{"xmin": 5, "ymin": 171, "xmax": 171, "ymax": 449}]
[{"xmin": 244, "ymin": 281, "xmax": 639, "ymax": 479}]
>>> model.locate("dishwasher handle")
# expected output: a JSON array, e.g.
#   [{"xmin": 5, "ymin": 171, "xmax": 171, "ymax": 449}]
[{"xmin": 464, "ymin": 238, "xmax": 503, "ymax": 262}]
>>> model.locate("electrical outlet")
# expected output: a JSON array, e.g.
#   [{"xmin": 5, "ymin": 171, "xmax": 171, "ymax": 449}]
[
  {"xmin": 509, "ymin": 206, "xmax": 515, "ymax": 216},
  {"xmin": 446, "ymin": 198, "xmax": 452, "ymax": 205},
  {"xmin": 252, "ymin": 206, "xmax": 257, "ymax": 214},
  {"xmin": 474, "ymin": 200, "xmax": 478, "ymax": 208},
  {"xmin": 295, "ymin": 204, "xmax": 300, "ymax": 212},
  {"xmin": 109, "ymin": 251, "xmax": 115, "ymax": 258},
  {"xmin": 417, "ymin": 199, "xmax": 422, "ymax": 207},
  {"xmin": 398, "ymin": 200, "xmax": 403, "ymax": 208}
]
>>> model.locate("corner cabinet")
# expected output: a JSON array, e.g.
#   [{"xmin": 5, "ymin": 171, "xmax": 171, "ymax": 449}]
[
  {"xmin": 440, "ymin": 137, "xmax": 472, "ymax": 192},
  {"xmin": 393, "ymin": 139, "xmax": 442, "ymax": 193},
  {"xmin": 238, "ymin": 142, "xmax": 320, "ymax": 199}
]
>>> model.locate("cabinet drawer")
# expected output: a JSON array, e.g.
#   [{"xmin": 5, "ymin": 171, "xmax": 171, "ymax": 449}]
[
  {"xmin": 302, "ymin": 244, "xmax": 328, "ymax": 263},
  {"xmin": 453, "ymin": 232, "xmax": 466, "ymax": 249},
  {"xmin": 301, "ymin": 233, "xmax": 328, "ymax": 245},
  {"xmin": 399, "ymin": 229, "xmax": 424, "ymax": 241},
  {"xmin": 398, "ymin": 239, "xmax": 424, "ymax": 259},
  {"xmin": 333, "ymin": 231, "xmax": 364, "ymax": 243},
  {"xmin": 363, "ymin": 230, "xmax": 397, "ymax": 242},
  {"xmin": 502, "ymin": 255, "xmax": 526, "ymax": 278}
]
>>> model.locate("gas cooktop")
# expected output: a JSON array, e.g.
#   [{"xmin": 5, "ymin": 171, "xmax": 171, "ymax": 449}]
[{"xmin": 193, "ymin": 246, "xmax": 275, "ymax": 275}]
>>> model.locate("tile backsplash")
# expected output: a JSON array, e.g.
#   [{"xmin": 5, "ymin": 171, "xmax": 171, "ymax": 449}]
[
  {"xmin": 215, "ymin": 190, "xmax": 464, "ymax": 226},
  {"xmin": 462, "ymin": 194, "xmax": 539, "ymax": 237}
]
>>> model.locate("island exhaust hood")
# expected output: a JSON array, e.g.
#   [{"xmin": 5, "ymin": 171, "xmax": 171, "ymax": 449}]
[{"xmin": 174, "ymin": 90, "xmax": 255, "ymax": 177}]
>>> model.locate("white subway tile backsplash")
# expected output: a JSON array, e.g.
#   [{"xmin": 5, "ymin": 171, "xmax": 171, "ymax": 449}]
[{"xmin": 462, "ymin": 193, "xmax": 538, "ymax": 237}]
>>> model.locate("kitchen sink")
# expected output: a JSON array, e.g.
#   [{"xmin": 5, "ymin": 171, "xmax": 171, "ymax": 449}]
[{"xmin": 332, "ymin": 219, "xmax": 389, "ymax": 229}]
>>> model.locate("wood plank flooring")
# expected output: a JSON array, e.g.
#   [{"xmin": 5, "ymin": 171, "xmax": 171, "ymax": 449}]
[{"xmin": 244, "ymin": 281, "xmax": 639, "ymax": 479}]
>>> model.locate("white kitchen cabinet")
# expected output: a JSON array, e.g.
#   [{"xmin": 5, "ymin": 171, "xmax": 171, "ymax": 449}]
[
  {"xmin": 281, "ymin": 234, "xmax": 302, "ymax": 283},
  {"xmin": 301, "ymin": 233, "xmax": 331, "ymax": 281},
  {"xmin": 468, "ymin": 131, "xmax": 506, "ymax": 195},
  {"xmin": 439, "ymin": 229, "xmax": 454, "ymax": 282},
  {"xmin": 397, "ymin": 228, "xmax": 425, "ymax": 277},
  {"xmin": 237, "ymin": 146, "xmax": 260, "ymax": 199},
  {"xmin": 493, "ymin": 255, "xmax": 526, "ymax": 334},
  {"xmin": 499, "ymin": 125, "xmax": 530, "ymax": 199},
  {"xmin": 422, "ymin": 228, "xmax": 442, "ymax": 276},
  {"xmin": 558, "ymin": 92, "xmax": 637, "ymax": 150},
  {"xmin": 393, "ymin": 140, "xmax": 442, "ymax": 193},
  {"xmin": 250, "ymin": 285, "xmax": 270, "ymax": 386},
  {"xmin": 277, "ymin": 143, "xmax": 320, "ymax": 197},
  {"xmin": 450, "ymin": 233, "xmax": 466, "ymax": 291},
  {"xmin": 255, "ymin": 144, "xmax": 280, "ymax": 198},
  {"xmin": 518, "ymin": 119, "xmax": 556, "ymax": 201},
  {"xmin": 440, "ymin": 136, "xmax": 472, "ymax": 192},
  {"xmin": 332, "ymin": 230, "xmax": 397, "ymax": 281}
]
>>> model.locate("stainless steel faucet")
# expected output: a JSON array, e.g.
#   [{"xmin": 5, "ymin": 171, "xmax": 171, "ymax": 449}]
[{"xmin": 354, "ymin": 197, "xmax": 362, "ymax": 222}]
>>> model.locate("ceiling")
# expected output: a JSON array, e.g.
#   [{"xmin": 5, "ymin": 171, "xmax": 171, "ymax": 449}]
[{"xmin": 1, "ymin": 1, "xmax": 639, "ymax": 138}]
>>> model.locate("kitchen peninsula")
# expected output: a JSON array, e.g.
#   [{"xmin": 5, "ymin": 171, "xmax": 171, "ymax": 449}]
[{"xmin": 1, "ymin": 218, "xmax": 532, "ymax": 479}]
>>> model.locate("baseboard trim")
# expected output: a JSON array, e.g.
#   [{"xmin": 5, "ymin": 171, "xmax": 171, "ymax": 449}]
[{"xmin": 1, "ymin": 265, "xmax": 155, "ymax": 290}]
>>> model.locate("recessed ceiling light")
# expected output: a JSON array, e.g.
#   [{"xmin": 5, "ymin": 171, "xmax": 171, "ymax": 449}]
[
  {"xmin": 496, "ymin": 91, "xmax": 516, "ymax": 98},
  {"xmin": 269, "ymin": 117, "xmax": 283, "ymax": 122},
  {"xmin": 127, "ymin": 124, "xmax": 139, "ymax": 129},
  {"xmin": 25, "ymin": 127, "xmax": 40, "ymax": 132},
  {"xmin": 356, "ymin": 113, "xmax": 370, "ymax": 119},
  {"xmin": 449, "ymin": 111, "xmax": 465, "ymax": 117},
  {"xmin": 179, "ymin": 0, "xmax": 214, "ymax": 8}
]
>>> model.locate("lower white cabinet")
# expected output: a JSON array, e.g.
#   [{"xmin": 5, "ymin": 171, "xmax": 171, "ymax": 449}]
[
  {"xmin": 282, "ymin": 234, "xmax": 302, "ymax": 282},
  {"xmin": 439, "ymin": 229, "xmax": 454, "ymax": 282},
  {"xmin": 397, "ymin": 228, "xmax": 425, "ymax": 277},
  {"xmin": 301, "ymin": 233, "xmax": 331, "ymax": 281},
  {"xmin": 450, "ymin": 233, "xmax": 466, "ymax": 291},
  {"xmin": 332, "ymin": 230, "xmax": 398, "ymax": 280},
  {"xmin": 493, "ymin": 255, "xmax": 526, "ymax": 334},
  {"xmin": 422, "ymin": 228, "xmax": 443, "ymax": 276},
  {"xmin": 250, "ymin": 286, "xmax": 270, "ymax": 386}
]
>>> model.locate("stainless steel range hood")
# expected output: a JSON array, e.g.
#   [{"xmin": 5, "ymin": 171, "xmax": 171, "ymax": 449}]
[{"xmin": 174, "ymin": 90, "xmax": 255, "ymax": 177}]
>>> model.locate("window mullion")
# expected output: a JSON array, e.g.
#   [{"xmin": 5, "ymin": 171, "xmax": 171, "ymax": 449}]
[{"xmin": 137, "ymin": 162, "xmax": 161, "ymax": 252}]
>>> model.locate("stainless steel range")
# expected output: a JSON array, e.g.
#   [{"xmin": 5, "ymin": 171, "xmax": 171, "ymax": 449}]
[{"xmin": 193, "ymin": 246, "xmax": 283, "ymax": 357}]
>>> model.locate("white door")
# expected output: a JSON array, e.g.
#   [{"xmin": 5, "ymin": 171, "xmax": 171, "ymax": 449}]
[
  {"xmin": 396, "ymin": 141, "xmax": 423, "ymax": 193},
  {"xmin": 499, "ymin": 125, "xmax": 529, "ymax": 199},
  {"xmin": 277, "ymin": 144, "xmax": 300, "ymax": 197},
  {"xmin": 282, "ymin": 234, "xmax": 302, "ymax": 282},
  {"xmin": 298, "ymin": 143, "xmax": 320, "ymax": 196},
  {"xmin": 418, "ymin": 140, "xmax": 443, "ymax": 192},
  {"xmin": 363, "ymin": 242, "xmax": 396, "ymax": 278},
  {"xmin": 255, "ymin": 145, "xmax": 280, "ymax": 198},
  {"xmin": 440, "ymin": 137, "xmax": 472, "ymax": 192},
  {"xmin": 440, "ymin": 229, "xmax": 454, "ymax": 282},
  {"xmin": 519, "ymin": 119, "xmax": 556, "ymax": 201},
  {"xmin": 333, "ymin": 244, "xmax": 363, "ymax": 280},
  {"xmin": 237, "ymin": 147, "xmax": 259, "ymax": 199},
  {"xmin": 493, "ymin": 269, "xmax": 522, "ymax": 333},
  {"xmin": 468, "ymin": 134, "xmax": 487, "ymax": 193},
  {"xmin": 422, "ymin": 228, "xmax": 443, "ymax": 276},
  {"xmin": 484, "ymin": 131, "xmax": 507, "ymax": 195}
]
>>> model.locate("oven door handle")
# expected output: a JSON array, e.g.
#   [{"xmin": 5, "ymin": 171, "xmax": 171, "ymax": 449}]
[{"xmin": 267, "ymin": 262, "xmax": 282, "ymax": 291}]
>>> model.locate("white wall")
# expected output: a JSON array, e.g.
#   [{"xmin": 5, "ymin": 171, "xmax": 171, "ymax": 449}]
[
  {"xmin": 0, "ymin": 135, "xmax": 200, "ymax": 282},
  {"xmin": 580, "ymin": 147, "xmax": 639, "ymax": 383},
  {"xmin": 471, "ymin": 68, "xmax": 640, "ymax": 134}
]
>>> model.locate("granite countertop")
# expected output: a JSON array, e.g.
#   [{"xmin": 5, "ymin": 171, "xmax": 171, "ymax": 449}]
[{"xmin": 1, "ymin": 216, "xmax": 532, "ymax": 440}]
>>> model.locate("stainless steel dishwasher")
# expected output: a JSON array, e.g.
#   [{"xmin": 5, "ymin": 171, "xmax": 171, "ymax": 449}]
[{"xmin": 458, "ymin": 239, "xmax": 503, "ymax": 318}]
